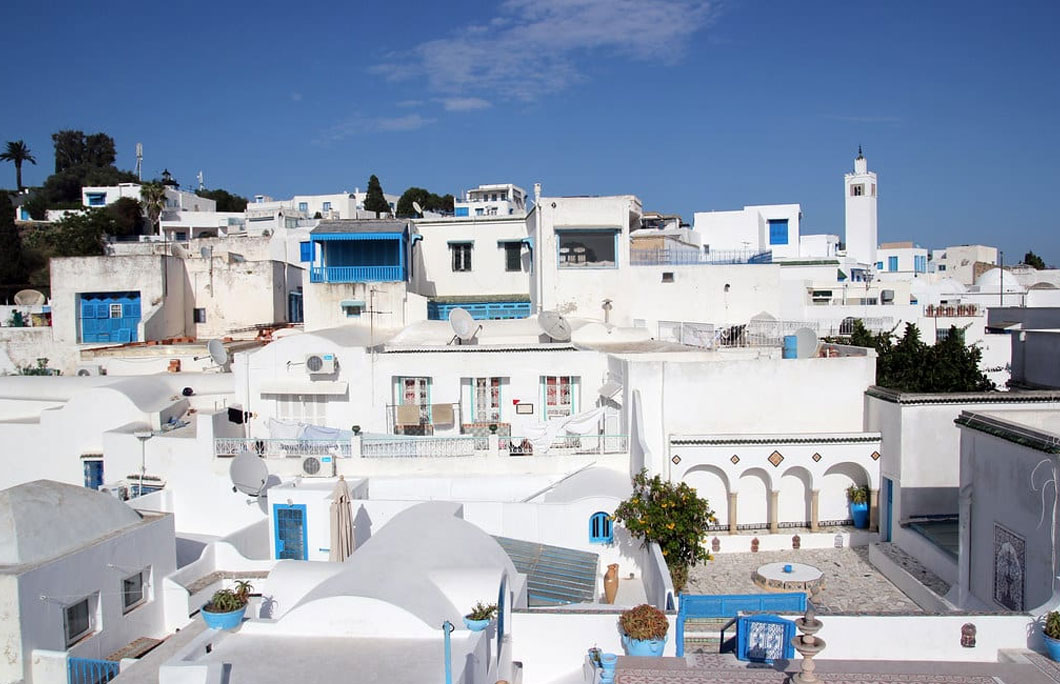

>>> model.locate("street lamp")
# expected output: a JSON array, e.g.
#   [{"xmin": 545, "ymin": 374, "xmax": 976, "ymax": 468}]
[{"xmin": 133, "ymin": 431, "xmax": 152, "ymax": 499}]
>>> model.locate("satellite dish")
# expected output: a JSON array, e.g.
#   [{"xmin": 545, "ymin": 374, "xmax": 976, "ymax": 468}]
[
  {"xmin": 538, "ymin": 311, "xmax": 572, "ymax": 342},
  {"xmin": 208, "ymin": 339, "xmax": 229, "ymax": 366},
  {"xmin": 200, "ymin": 246, "xmax": 213, "ymax": 260},
  {"xmin": 171, "ymin": 243, "xmax": 188, "ymax": 258},
  {"xmin": 412, "ymin": 201, "xmax": 424, "ymax": 216},
  {"xmin": 230, "ymin": 451, "xmax": 270, "ymax": 497},
  {"xmin": 13, "ymin": 289, "xmax": 45, "ymax": 306},
  {"xmin": 448, "ymin": 307, "xmax": 476, "ymax": 341},
  {"xmin": 794, "ymin": 327, "xmax": 819, "ymax": 359}
]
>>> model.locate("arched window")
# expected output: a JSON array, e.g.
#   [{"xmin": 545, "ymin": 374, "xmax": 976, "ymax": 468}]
[{"xmin": 589, "ymin": 511, "xmax": 613, "ymax": 544}]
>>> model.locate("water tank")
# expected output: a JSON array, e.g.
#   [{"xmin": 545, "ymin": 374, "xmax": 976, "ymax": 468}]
[{"xmin": 782, "ymin": 335, "xmax": 798, "ymax": 359}]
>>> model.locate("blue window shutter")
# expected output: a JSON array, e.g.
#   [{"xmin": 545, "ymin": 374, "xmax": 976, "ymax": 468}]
[
  {"xmin": 768, "ymin": 219, "xmax": 788, "ymax": 246},
  {"xmin": 889, "ymin": 256, "xmax": 898, "ymax": 271},
  {"xmin": 589, "ymin": 511, "xmax": 613, "ymax": 544},
  {"xmin": 299, "ymin": 241, "xmax": 313, "ymax": 262}
]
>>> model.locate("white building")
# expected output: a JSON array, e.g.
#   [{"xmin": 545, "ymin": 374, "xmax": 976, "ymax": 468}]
[
  {"xmin": 0, "ymin": 480, "xmax": 175, "ymax": 684},
  {"xmin": 930, "ymin": 245, "xmax": 998, "ymax": 285},
  {"xmin": 875, "ymin": 241, "xmax": 929, "ymax": 279},
  {"xmin": 692, "ymin": 203, "xmax": 802, "ymax": 261},
  {"xmin": 844, "ymin": 147, "xmax": 878, "ymax": 267},
  {"xmin": 454, "ymin": 183, "xmax": 527, "ymax": 218}
]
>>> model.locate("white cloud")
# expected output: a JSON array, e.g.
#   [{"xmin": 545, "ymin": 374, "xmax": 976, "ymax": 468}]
[
  {"xmin": 316, "ymin": 113, "xmax": 437, "ymax": 144},
  {"xmin": 438, "ymin": 97, "xmax": 492, "ymax": 112},
  {"xmin": 372, "ymin": 0, "xmax": 716, "ymax": 101}
]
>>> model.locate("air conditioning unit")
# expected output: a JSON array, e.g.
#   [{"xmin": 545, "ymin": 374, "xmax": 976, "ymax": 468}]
[
  {"xmin": 299, "ymin": 455, "xmax": 335, "ymax": 478},
  {"xmin": 305, "ymin": 353, "xmax": 336, "ymax": 375},
  {"xmin": 76, "ymin": 364, "xmax": 104, "ymax": 377}
]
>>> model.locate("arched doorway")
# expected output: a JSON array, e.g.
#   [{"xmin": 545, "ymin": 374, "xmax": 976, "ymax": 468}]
[
  {"xmin": 821, "ymin": 462, "xmax": 869, "ymax": 523},
  {"xmin": 683, "ymin": 465, "xmax": 729, "ymax": 527},
  {"xmin": 778, "ymin": 466, "xmax": 813, "ymax": 527},
  {"xmin": 736, "ymin": 468, "xmax": 771, "ymax": 529}
]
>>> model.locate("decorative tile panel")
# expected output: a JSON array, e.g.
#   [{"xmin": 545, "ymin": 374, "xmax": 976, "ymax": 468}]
[
  {"xmin": 993, "ymin": 523, "xmax": 1025, "ymax": 611},
  {"xmin": 870, "ymin": 450, "xmax": 881, "ymax": 461},
  {"xmin": 812, "ymin": 452, "xmax": 822, "ymax": 462},
  {"xmin": 730, "ymin": 454, "xmax": 740, "ymax": 465},
  {"xmin": 767, "ymin": 451, "xmax": 783, "ymax": 467},
  {"xmin": 671, "ymin": 455, "xmax": 682, "ymax": 465}
]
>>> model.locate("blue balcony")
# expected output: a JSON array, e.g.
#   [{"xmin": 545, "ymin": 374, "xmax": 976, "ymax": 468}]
[
  {"xmin": 311, "ymin": 265, "xmax": 405, "ymax": 283},
  {"xmin": 308, "ymin": 225, "xmax": 408, "ymax": 283}
]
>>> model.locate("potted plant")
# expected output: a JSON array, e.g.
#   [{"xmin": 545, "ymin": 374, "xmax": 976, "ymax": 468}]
[
  {"xmin": 1044, "ymin": 610, "xmax": 1060, "ymax": 661},
  {"xmin": 201, "ymin": 580, "xmax": 253, "ymax": 630},
  {"xmin": 464, "ymin": 601, "xmax": 497, "ymax": 632},
  {"xmin": 351, "ymin": 425, "xmax": 361, "ymax": 436},
  {"xmin": 619, "ymin": 603, "xmax": 668, "ymax": 657},
  {"xmin": 846, "ymin": 485, "xmax": 870, "ymax": 529}
]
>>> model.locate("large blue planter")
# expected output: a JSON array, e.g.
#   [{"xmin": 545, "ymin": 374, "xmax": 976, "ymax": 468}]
[
  {"xmin": 464, "ymin": 617, "xmax": 491, "ymax": 632},
  {"xmin": 850, "ymin": 501, "xmax": 869, "ymax": 529},
  {"xmin": 622, "ymin": 634, "xmax": 667, "ymax": 657},
  {"xmin": 1045, "ymin": 635, "xmax": 1060, "ymax": 661},
  {"xmin": 201, "ymin": 605, "xmax": 247, "ymax": 630}
]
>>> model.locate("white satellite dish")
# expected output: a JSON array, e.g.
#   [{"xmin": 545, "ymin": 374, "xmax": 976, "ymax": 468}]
[
  {"xmin": 794, "ymin": 327, "xmax": 819, "ymax": 359},
  {"xmin": 13, "ymin": 289, "xmax": 45, "ymax": 306},
  {"xmin": 200, "ymin": 246, "xmax": 213, "ymax": 260},
  {"xmin": 448, "ymin": 307, "xmax": 476, "ymax": 341},
  {"xmin": 229, "ymin": 451, "xmax": 269, "ymax": 497},
  {"xmin": 538, "ymin": 311, "xmax": 572, "ymax": 342},
  {"xmin": 412, "ymin": 201, "xmax": 423, "ymax": 216},
  {"xmin": 171, "ymin": 243, "xmax": 188, "ymax": 258},
  {"xmin": 208, "ymin": 339, "xmax": 229, "ymax": 366}
]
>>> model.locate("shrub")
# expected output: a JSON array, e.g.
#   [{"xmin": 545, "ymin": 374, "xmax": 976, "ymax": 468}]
[
  {"xmin": 846, "ymin": 485, "xmax": 869, "ymax": 505},
  {"xmin": 204, "ymin": 581, "xmax": 253, "ymax": 613},
  {"xmin": 466, "ymin": 601, "xmax": 497, "ymax": 621},
  {"xmin": 612, "ymin": 469, "xmax": 715, "ymax": 592},
  {"xmin": 620, "ymin": 604, "xmax": 668, "ymax": 641},
  {"xmin": 1045, "ymin": 611, "xmax": 1060, "ymax": 640}
]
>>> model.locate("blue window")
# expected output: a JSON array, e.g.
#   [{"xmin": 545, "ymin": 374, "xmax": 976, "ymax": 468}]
[
  {"xmin": 298, "ymin": 202, "xmax": 308, "ymax": 212},
  {"xmin": 86, "ymin": 193, "xmax": 106, "ymax": 206},
  {"xmin": 455, "ymin": 207, "xmax": 469, "ymax": 217},
  {"xmin": 589, "ymin": 511, "xmax": 613, "ymax": 544},
  {"xmin": 888, "ymin": 256, "xmax": 898, "ymax": 271},
  {"xmin": 322, "ymin": 201, "xmax": 332, "ymax": 211},
  {"xmin": 768, "ymin": 219, "xmax": 788, "ymax": 246},
  {"xmin": 914, "ymin": 255, "xmax": 926, "ymax": 273},
  {"xmin": 83, "ymin": 460, "xmax": 104, "ymax": 490},
  {"xmin": 876, "ymin": 261, "xmax": 883, "ymax": 270},
  {"xmin": 273, "ymin": 504, "xmax": 307, "ymax": 560},
  {"xmin": 299, "ymin": 241, "xmax": 313, "ymax": 262}
]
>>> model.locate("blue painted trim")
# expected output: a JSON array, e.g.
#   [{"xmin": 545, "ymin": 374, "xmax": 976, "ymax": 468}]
[
  {"xmin": 768, "ymin": 219, "xmax": 789, "ymax": 246},
  {"xmin": 736, "ymin": 615, "xmax": 796, "ymax": 662},
  {"xmin": 427, "ymin": 301, "xmax": 531, "ymax": 320},
  {"xmin": 312, "ymin": 232, "xmax": 405, "ymax": 241},
  {"xmin": 273, "ymin": 503, "xmax": 308, "ymax": 560},
  {"xmin": 589, "ymin": 511, "xmax": 613, "ymax": 544},
  {"xmin": 447, "ymin": 240, "xmax": 474, "ymax": 246},
  {"xmin": 676, "ymin": 592, "xmax": 806, "ymax": 657},
  {"xmin": 443, "ymin": 620, "xmax": 455, "ymax": 684}
]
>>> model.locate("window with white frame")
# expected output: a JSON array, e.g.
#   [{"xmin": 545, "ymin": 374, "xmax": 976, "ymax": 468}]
[
  {"xmin": 451, "ymin": 243, "xmax": 472, "ymax": 272},
  {"xmin": 473, "ymin": 377, "xmax": 502, "ymax": 422},
  {"xmin": 273, "ymin": 393, "xmax": 328, "ymax": 425},
  {"xmin": 396, "ymin": 377, "xmax": 431, "ymax": 425},
  {"xmin": 542, "ymin": 376, "xmax": 576, "ymax": 417},
  {"xmin": 122, "ymin": 568, "xmax": 149, "ymax": 613},
  {"xmin": 64, "ymin": 594, "xmax": 97, "ymax": 646},
  {"xmin": 557, "ymin": 230, "xmax": 617, "ymax": 268}
]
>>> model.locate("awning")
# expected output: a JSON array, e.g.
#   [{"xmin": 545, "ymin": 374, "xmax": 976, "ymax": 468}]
[
  {"xmin": 259, "ymin": 380, "xmax": 349, "ymax": 395},
  {"xmin": 340, "ymin": 299, "xmax": 365, "ymax": 308},
  {"xmin": 598, "ymin": 380, "xmax": 623, "ymax": 402},
  {"xmin": 447, "ymin": 239, "xmax": 474, "ymax": 245}
]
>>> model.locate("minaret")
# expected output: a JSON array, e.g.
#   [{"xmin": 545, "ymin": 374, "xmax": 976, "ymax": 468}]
[{"xmin": 844, "ymin": 146, "xmax": 878, "ymax": 267}]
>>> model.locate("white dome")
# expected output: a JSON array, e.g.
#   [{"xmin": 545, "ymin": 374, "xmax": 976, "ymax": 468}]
[
  {"xmin": 934, "ymin": 278, "xmax": 967, "ymax": 294},
  {"xmin": 975, "ymin": 268, "xmax": 1025, "ymax": 293}
]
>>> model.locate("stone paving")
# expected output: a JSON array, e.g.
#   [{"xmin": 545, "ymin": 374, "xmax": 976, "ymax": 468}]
[
  {"xmin": 875, "ymin": 541, "xmax": 952, "ymax": 597},
  {"xmin": 685, "ymin": 547, "xmax": 922, "ymax": 614}
]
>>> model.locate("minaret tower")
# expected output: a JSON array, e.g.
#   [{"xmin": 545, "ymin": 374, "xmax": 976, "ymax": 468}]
[{"xmin": 844, "ymin": 146, "xmax": 878, "ymax": 267}]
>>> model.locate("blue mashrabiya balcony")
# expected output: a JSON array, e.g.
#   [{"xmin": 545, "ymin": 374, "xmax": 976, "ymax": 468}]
[{"xmin": 308, "ymin": 220, "xmax": 409, "ymax": 283}]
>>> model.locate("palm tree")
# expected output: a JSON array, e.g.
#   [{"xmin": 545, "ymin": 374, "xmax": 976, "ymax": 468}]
[
  {"xmin": 0, "ymin": 140, "xmax": 37, "ymax": 191},
  {"xmin": 139, "ymin": 181, "xmax": 167, "ymax": 236}
]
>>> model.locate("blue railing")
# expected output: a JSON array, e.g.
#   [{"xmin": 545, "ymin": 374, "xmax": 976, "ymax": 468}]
[
  {"xmin": 310, "ymin": 265, "xmax": 405, "ymax": 283},
  {"xmin": 68, "ymin": 657, "xmax": 120, "ymax": 684},
  {"xmin": 675, "ymin": 592, "xmax": 806, "ymax": 657},
  {"xmin": 630, "ymin": 248, "xmax": 772, "ymax": 266}
]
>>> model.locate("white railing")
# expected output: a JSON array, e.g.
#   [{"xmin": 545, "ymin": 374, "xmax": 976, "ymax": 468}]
[
  {"xmin": 508, "ymin": 434, "xmax": 628, "ymax": 456},
  {"xmin": 630, "ymin": 248, "xmax": 772, "ymax": 266},
  {"xmin": 214, "ymin": 438, "xmax": 352, "ymax": 459},
  {"xmin": 360, "ymin": 435, "xmax": 478, "ymax": 458}
]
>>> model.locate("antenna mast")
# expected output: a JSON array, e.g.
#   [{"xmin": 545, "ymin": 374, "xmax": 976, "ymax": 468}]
[
  {"xmin": 135, "ymin": 143, "xmax": 143, "ymax": 181},
  {"xmin": 197, "ymin": 171, "xmax": 205, "ymax": 191}
]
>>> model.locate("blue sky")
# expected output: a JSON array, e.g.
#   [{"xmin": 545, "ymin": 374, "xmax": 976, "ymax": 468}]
[{"xmin": 3, "ymin": 0, "xmax": 1058, "ymax": 264}]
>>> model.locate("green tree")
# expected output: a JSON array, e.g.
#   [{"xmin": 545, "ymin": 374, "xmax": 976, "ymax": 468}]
[
  {"xmin": 396, "ymin": 187, "xmax": 455, "ymax": 217},
  {"xmin": 106, "ymin": 197, "xmax": 145, "ymax": 237},
  {"xmin": 363, "ymin": 174, "xmax": 390, "ymax": 215},
  {"xmin": 40, "ymin": 131, "xmax": 134, "ymax": 205},
  {"xmin": 0, "ymin": 194, "xmax": 27, "ymax": 297},
  {"xmin": 196, "ymin": 188, "xmax": 248, "ymax": 212},
  {"xmin": 0, "ymin": 140, "xmax": 37, "ymax": 191},
  {"xmin": 1024, "ymin": 251, "xmax": 1046, "ymax": 270},
  {"xmin": 140, "ymin": 182, "xmax": 167, "ymax": 236},
  {"xmin": 612, "ymin": 469, "xmax": 716, "ymax": 592},
  {"xmin": 83, "ymin": 133, "xmax": 117, "ymax": 168},
  {"xmin": 51, "ymin": 130, "xmax": 86, "ymax": 173}
]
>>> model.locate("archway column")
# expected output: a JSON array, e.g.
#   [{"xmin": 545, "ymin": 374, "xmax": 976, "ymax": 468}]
[
  {"xmin": 869, "ymin": 487, "xmax": 880, "ymax": 533},
  {"xmin": 728, "ymin": 492, "xmax": 738, "ymax": 535},
  {"xmin": 810, "ymin": 490, "xmax": 820, "ymax": 532},
  {"xmin": 769, "ymin": 490, "xmax": 779, "ymax": 534}
]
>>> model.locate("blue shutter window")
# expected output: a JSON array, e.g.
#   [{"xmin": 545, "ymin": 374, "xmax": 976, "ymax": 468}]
[
  {"xmin": 299, "ymin": 241, "xmax": 313, "ymax": 262},
  {"xmin": 298, "ymin": 202, "xmax": 308, "ymax": 212},
  {"xmin": 768, "ymin": 219, "xmax": 788, "ymax": 246},
  {"xmin": 888, "ymin": 256, "xmax": 898, "ymax": 271},
  {"xmin": 589, "ymin": 511, "xmax": 613, "ymax": 544}
]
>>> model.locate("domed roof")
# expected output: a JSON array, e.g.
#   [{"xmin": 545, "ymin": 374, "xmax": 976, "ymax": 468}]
[
  {"xmin": 0, "ymin": 480, "xmax": 142, "ymax": 566},
  {"xmin": 975, "ymin": 268, "xmax": 1025, "ymax": 293},
  {"xmin": 934, "ymin": 278, "xmax": 968, "ymax": 294}
]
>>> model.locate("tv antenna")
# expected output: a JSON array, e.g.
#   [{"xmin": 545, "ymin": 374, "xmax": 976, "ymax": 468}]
[
  {"xmin": 135, "ymin": 143, "xmax": 143, "ymax": 181},
  {"xmin": 538, "ymin": 310, "xmax": 572, "ymax": 342},
  {"xmin": 448, "ymin": 307, "xmax": 480, "ymax": 344},
  {"xmin": 13, "ymin": 289, "xmax": 45, "ymax": 306},
  {"xmin": 412, "ymin": 200, "xmax": 423, "ymax": 217}
]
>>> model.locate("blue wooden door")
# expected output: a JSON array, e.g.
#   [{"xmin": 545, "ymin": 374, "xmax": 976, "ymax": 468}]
[
  {"xmin": 273, "ymin": 504, "xmax": 307, "ymax": 560},
  {"xmin": 79, "ymin": 292, "xmax": 141, "ymax": 343},
  {"xmin": 884, "ymin": 478, "xmax": 893, "ymax": 542}
]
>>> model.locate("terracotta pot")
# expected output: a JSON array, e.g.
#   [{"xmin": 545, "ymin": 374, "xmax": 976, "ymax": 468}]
[{"xmin": 604, "ymin": 563, "xmax": 619, "ymax": 604}]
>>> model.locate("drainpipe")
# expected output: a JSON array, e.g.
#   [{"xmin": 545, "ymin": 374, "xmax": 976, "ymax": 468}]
[{"xmin": 442, "ymin": 620, "xmax": 454, "ymax": 684}]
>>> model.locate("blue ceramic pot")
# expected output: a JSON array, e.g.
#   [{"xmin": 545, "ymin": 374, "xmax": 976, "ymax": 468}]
[
  {"xmin": 464, "ymin": 616, "xmax": 491, "ymax": 632},
  {"xmin": 1045, "ymin": 634, "xmax": 1060, "ymax": 661},
  {"xmin": 850, "ymin": 501, "xmax": 869, "ymax": 529},
  {"xmin": 201, "ymin": 604, "xmax": 246, "ymax": 630},
  {"xmin": 622, "ymin": 633, "xmax": 666, "ymax": 657}
]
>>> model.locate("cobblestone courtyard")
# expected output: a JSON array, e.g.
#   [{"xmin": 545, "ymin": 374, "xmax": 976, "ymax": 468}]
[{"xmin": 685, "ymin": 547, "xmax": 922, "ymax": 614}]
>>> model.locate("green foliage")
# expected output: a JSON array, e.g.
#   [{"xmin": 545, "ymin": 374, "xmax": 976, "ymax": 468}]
[
  {"xmin": 613, "ymin": 469, "xmax": 715, "ymax": 592},
  {"xmin": 26, "ymin": 209, "xmax": 109, "ymax": 258},
  {"xmin": 466, "ymin": 601, "xmax": 497, "ymax": 621},
  {"xmin": 396, "ymin": 187, "xmax": 455, "ymax": 217},
  {"xmin": 17, "ymin": 358, "xmax": 60, "ymax": 376},
  {"xmin": 846, "ymin": 484, "xmax": 869, "ymax": 504},
  {"xmin": 1, "ymin": 140, "xmax": 37, "ymax": 190},
  {"xmin": 1045, "ymin": 611, "xmax": 1060, "ymax": 640},
  {"xmin": 22, "ymin": 193, "xmax": 48, "ymax": 221},
  {"xmin": 107, "ymin": 197, "xmax": 145, "ymax": 237},
  {"xmin": 619, "ymin": 604, "xmax": 669, "ymax": 641},
  {"xmin": 233, "ymin": 580, "xmax": 253, "ymax": 605},
  {"xmin": 197, "ymin": 188, "xmax": 248, "ymax": 213},
  {"xmin": 140, "ymin": 182, "xmax": 167, "ymax": 235},
  {"xmin": 0, "ymin": 194, "xmax": 27, "ymax": 295},
  {"xmin": 51, "ymin": 130, "xmax": 116, "ymax": 173},
  {"xmin": 204, "ymin": 588, "xmax": 247, "ymax": 613},
  {"xmin": 363, "ymin": 174, "xmax": 390, "ymax": 215},
  {"xmin": 1024, "ymin": 251, "xmax": 1046, "ymax": 270},
  {"xmin": 841, "ymin": 320, "xmax": 994, "ymax": 393}
]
